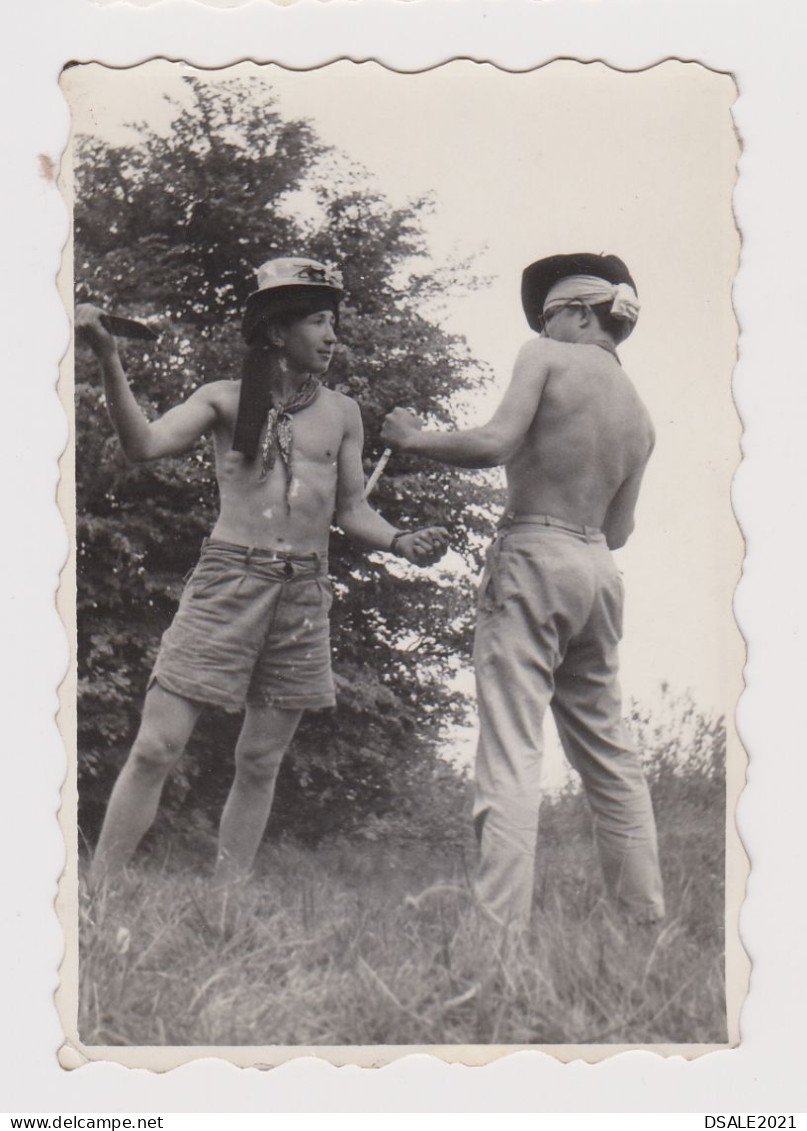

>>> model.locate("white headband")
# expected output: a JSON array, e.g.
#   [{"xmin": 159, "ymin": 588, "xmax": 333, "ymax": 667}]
[{"xmin": 543, "ymin": 274, "xmax": 640, "ymax": 327}]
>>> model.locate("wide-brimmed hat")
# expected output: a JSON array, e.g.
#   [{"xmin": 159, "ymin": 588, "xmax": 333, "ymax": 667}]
[
  {"xmin": 242, "ymin": 257, "xmax": 344, "ymax": 344},
  {"xmin": 521, "ymin": 253, "xmax": 637, "ymax": 332},
  {"xmin": 245, "ymin": 257, "xmax": 343, "ymax": 307}
]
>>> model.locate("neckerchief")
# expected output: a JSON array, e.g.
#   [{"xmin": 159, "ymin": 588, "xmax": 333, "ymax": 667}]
[{"xmin": 259, "ymin": 376, "xmax": 320, "ymax": 509}]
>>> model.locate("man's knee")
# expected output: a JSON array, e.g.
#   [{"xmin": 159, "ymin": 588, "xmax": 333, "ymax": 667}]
[
  {"xmin": 234, "ymin": 739, "xmax": 287, "ymax": 785},
  {"xmin": 128, "ymin": 728, "xmax": 185, "ymax": 778}
]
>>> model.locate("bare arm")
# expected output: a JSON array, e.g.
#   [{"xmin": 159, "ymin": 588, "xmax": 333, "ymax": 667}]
[
  {"xmin": 76, "ymin": 303, "xmax": 217, "ymax": 462},
  {"xmin": 335, "ymin": 399, "xmax": 448, "ymax": 565},
  {"xmin": 381, "ymin": 339, "xmax": 552, "ymax": 468},
  {"xmin": 602, "ymin": 458, "xmax": 651, "ymax": 550}
]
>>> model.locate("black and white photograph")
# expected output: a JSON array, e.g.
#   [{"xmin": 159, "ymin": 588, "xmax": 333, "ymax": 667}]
[{"xmin": 58, "ymin": 59, "xmax": 743, "ymax": 1066}]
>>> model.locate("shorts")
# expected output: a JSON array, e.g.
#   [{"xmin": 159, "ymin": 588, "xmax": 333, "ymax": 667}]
[{"xmin": 149, "ymin": 538, "xmax": 336, "ymax": 713}]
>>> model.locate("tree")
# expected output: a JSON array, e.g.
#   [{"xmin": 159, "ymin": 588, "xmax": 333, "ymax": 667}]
[{"xmin": 73, "ymin": 75, "xmax": 499, "ymax": 848}]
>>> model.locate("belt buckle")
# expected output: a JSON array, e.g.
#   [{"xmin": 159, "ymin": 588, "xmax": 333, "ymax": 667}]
[
  {"xmin": 260, "ymin": 552, "xmax": 295, "ymax": 579},
  {"xmin": 265, "ymin": 551, "xmax": 294, "ymax": 577}
]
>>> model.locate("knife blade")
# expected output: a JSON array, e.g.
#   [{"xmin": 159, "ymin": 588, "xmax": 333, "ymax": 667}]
[{"xmin": 98, "ymin": 314, "xmax": 159, "ymax": 341}]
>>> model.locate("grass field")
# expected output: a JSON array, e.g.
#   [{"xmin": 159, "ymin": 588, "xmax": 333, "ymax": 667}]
[{"xmin": 77, "ymin": 713, "xmax": 728, "ymax": 1048}]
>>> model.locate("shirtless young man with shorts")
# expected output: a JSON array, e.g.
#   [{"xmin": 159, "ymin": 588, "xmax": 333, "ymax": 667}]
[
  {"xmin": 77, "ymin": 257, "xmax": 447, "ymax": 888},
  {"xmin": 382, "ymin": 252, "xmax": 665, "ymax": 930}
]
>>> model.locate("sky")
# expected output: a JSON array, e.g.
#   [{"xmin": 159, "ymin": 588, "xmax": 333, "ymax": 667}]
[{"xmin": 62, "ymin": 60, "xmax": 741, "ymax": 777}]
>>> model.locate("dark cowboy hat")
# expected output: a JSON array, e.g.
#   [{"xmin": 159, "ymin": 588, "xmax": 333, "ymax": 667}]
[
  {"xmin": 242, "ymin": 257, "xmax": 344, "ymax": 343},
  {"xmin": 521, "ymin": 253, "xmax": 637, "ymax": 332}
]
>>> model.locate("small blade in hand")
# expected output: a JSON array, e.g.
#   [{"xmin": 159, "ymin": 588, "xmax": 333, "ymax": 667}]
[{"xmin": 99, "ymin": 314, "xmax": 159, "ymax": 341}]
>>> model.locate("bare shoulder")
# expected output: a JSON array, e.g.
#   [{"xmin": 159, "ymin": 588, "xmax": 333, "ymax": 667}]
[
  {"xmin": 323, "ymin": 387, "xmax": 362, "ymax": 427},
  {"xmin": 198, "ymin": 379, "xmax": 240, "ymax": 420},
  {"xmin": 513, "ymin": 336, "xmax": 581, "ymax": 376},
  {"xmin": 197, "ymin": 378, "xmax": 238, "ymax": 404},
  {"xmin": 323, "ymin": 386, "xmax": 358, "ymax": 413},
  {"xmin": 514, "ymin": 336, "xmax": 560, "ymax": 365}
]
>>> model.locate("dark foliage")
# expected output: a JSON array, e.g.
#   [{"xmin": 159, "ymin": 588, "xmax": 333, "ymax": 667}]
[{"xmin": 74, "ymin": 78, "xmax": 500, "ymax": 846}]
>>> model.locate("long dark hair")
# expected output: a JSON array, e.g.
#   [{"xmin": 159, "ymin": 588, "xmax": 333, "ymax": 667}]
[{"xmin": 231, "ymin": 344, "xmax": 286, "ymax": 460}]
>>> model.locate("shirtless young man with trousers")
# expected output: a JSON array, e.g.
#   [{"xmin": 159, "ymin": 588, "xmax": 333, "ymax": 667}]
[
  {"xmin": 382, "ymin": 252, "xmax": 665, "ymax": 931},
  {"xmin": 77, "ymin": 257, "xmax": 448, "ymax": 889}
]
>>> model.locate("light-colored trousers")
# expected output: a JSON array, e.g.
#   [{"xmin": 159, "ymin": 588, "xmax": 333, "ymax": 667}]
[{"xmin": 472, "ymin": 515, "xmax": 665, "ymax": 928}]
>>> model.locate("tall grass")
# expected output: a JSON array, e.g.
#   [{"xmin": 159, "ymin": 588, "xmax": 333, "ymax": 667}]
[{"xmin": 77, "ymin": 694, "xmax": 727, "ymax": 1047}]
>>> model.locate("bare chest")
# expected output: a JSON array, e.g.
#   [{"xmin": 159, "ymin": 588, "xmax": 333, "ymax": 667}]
[{"xmin": 213, "ymin": 395, "xmax": 344, "ymax": 489}]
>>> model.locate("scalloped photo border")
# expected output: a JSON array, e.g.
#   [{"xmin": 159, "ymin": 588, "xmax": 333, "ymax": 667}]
[{"xmin": 55, "ymin": 56, "xmax": 745, "ymax": 1072}]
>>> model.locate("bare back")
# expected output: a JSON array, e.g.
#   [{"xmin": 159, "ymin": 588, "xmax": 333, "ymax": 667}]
[
  {"xmin": 207, "ymin": 381, "xmax": 350, "ymax": 552},
  {"xmin": 505, "ymin": 340, "xmax": 653, "ymax": 528}
]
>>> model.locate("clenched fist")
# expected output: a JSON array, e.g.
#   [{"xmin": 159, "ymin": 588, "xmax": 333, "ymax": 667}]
[
  {"xmin": 381, "ymin": 407, "xmax": 425, "ymax": 452},
  {"xmin": 393, "ymin": 526, "xmax": 449, "ymax": 567},
  {"xmin": 74, "ymin": 303, "xmax": 117, "ymax": 355}
]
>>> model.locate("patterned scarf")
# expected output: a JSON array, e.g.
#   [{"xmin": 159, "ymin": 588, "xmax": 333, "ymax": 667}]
[{"xmin": 258, "ymin": 376, "xmax": 320, "ymax": 509}]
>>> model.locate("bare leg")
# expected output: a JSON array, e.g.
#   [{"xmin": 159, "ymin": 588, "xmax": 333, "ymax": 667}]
[
  {"xmin": 213, "ymin": 703, "xmax": 303, "ymax": 886},
  {"xmin": 89, "ymin": 684, "xmax": 203, "ymax": 886}
]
